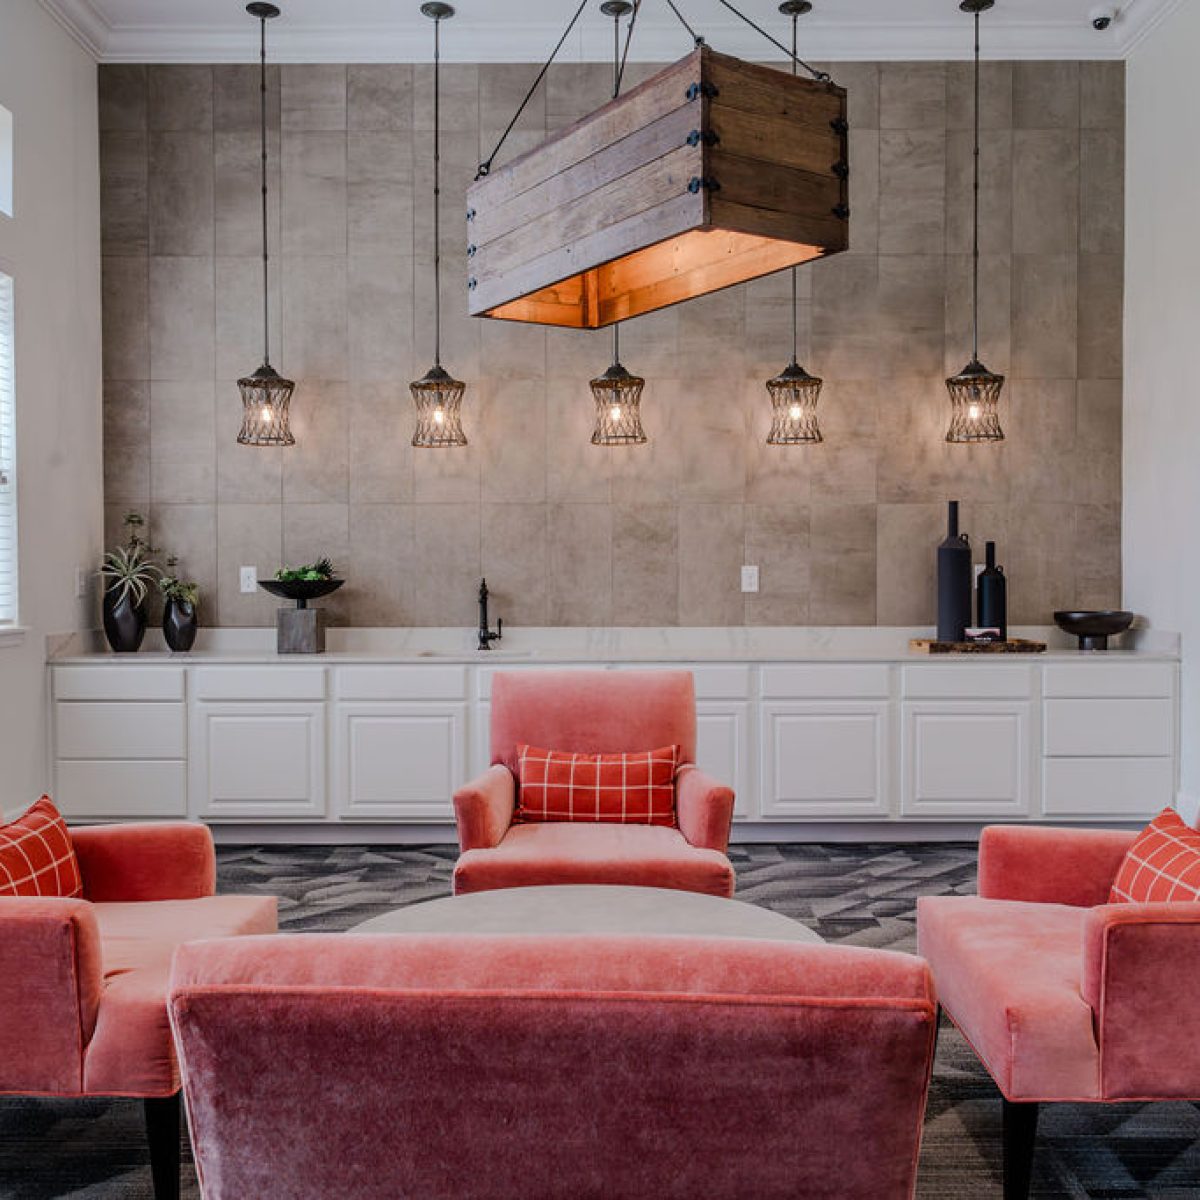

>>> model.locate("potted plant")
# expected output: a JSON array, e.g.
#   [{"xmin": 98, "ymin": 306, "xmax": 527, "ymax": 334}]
[
  {"xmin": 98, "ymin": 513, "xmax": 159, "ymax": 653},
  {"xmin": 159, "ymin": 556, "xmax": 200, "ymax": 653}
]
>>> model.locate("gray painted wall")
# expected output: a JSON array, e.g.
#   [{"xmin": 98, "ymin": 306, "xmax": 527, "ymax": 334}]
[{"xmin": 98, "ymin": 59, "xmax": 1123, "ymax": 629}]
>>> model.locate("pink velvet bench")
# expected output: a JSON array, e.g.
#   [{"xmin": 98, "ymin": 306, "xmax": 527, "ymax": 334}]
[
  {"xmin": 0, "ymin": 821, "xmax": 277, "ymax": 1199},
  {"xmin": 169, "ymin": 930, "xmax": 937, "ymax": 1200}
]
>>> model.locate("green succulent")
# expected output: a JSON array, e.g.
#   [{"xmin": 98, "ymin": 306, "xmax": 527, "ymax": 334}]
[{"xmin": 276, "ymin": 557, "xmax": 337, "ymax": 583}]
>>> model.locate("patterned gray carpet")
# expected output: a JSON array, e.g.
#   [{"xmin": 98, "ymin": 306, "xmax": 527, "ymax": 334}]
[{"xmin": 3, "ymin": 842, "xmax": 1199, "ymax": 1198}]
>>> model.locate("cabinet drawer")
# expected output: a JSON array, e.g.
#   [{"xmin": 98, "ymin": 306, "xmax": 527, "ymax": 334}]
[
  {"xmin": 56, "ymin": 702, "xmax": 185, "ymax": 759},
  {"xmin": 55, "ymin": 760, "xmax": 187, "ymax": 819},
  {"xmin": 1043, "ymin": 662, "xmax": 1175, "ymax": 699},
  {"xmin": 335, "ymin": 665, "xmax": 467, "ymax": 701},
  {"xmin": 761, "ymin": 664, "xmax": 890, "ymax": 699},
  {"xmin": 1042, "ymin": 757, "xmax": 1174, "ymax": 818},
  {"xmin": 1044, "ymin": 698, "xmax": 1174, "ymax": 758},
  {"xmin": 903, "ymin": 664, "xmax": 1032, "ymax": 700},
  {"xmin": 193, "ymin": 666, "xmax": 326, "ymax": 702},
  {"xmin": 691, "ymin": 665, "xmax": 752, "ymax": 700},
  {"xmin": 54, "ymin": 666, "xmax": 184, "ymax": 702}
]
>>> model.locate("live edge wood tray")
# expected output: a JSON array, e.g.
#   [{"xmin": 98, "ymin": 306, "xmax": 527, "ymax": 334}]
[
  {"xmin": 909, "ymin": 639, "xmax": 1048, "ymax": 655},
  {"xmin": 466, "ymin": 45, "xmax": 849, "ymax": 329}
]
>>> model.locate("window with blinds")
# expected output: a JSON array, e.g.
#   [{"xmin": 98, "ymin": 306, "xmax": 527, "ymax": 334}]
[{"xmin": 0, "ymin": 271, "xmax": 17, "ymax": 624}]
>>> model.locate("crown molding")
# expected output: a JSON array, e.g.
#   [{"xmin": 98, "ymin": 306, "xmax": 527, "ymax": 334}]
[{"xmin": 38, "ymin": 0, "xmax": 1180, "ymax": 64}]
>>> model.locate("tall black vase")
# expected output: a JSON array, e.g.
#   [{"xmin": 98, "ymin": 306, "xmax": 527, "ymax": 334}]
[
  {"xmin": 936, "ymin": 500, "xmax": 972, "ymax": 643},
  {"xmin": 102, "ymin": 587, "xmax": 147, "ymax": 653},
  {"xmin": 977, "ymin": 540, "xmax": 1008, "ymax": 639},
  {"xmin": 162, "ymin": 598, "xmax": 198, "ymax": 653}
]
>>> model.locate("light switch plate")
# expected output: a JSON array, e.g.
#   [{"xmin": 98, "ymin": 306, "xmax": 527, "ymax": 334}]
[
  {"xmin": 239, "ymin": 566, "xmax": 258, "ymax": 594},
  {"xmin": 74, "ymin": 567, "xmax": 89, "ymax": 599},
  {"xmin": 741, "ymin": 565, "xmax": 759, "ymax": 593}
]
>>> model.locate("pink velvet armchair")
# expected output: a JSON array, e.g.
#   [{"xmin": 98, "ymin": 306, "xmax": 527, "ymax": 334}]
[
  {"xmin": 169, "ymin": 931, "xmax": 938, "ymax": 1199},
  {"xmin": 918, "ymin": 824, "xmax": 1200, "ymax": 1199},
  {"xmin": 0, "ymin": 821, "xmax": 277, "ymax": 1199},
  {"xmin": 452, "ymin": 670, "xmax": 736, "ymax": 897}
]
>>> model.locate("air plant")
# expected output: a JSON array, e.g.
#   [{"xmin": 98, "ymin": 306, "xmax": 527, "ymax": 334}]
[{"xmin": 99, "ymin": 511, "xmax": 160, "ymax": 608}]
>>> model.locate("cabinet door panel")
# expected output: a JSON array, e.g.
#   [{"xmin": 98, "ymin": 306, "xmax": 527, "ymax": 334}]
[
  {"xmin": 56, "ymin": 702, "xmax": 185, "ymax": 760},
  {"xmin": 903, "ymin": 703, "xmax": 1030, "ymax": 818},
  {"xmin": 695, "ymin": 700, "xmax": 752, "ymax": 819},
  {"xmin": 336, "ymin": 704, "xmax": 465, "ymax": 820},
  {"xmin": 1043, "ymin": 757, "xmax": 1174, "ymax": 819},
  {"xmin": 761, "ymin": 703, "xmax": 889, "ymax": 818},
  {"xmin": 192, "ymin": 704, "xmax": 325, "ymax": 819},
  {"xmin": 1044, "ymin": 698, "xmax": 1174, "ymax": 758},
  {"xmin": 55, "ymin": 760, "xmax": 187, "ymax": 820}
]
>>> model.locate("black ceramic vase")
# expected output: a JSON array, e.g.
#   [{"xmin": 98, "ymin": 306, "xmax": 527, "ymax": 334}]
[
  {"xmin": 977, "ymin": 541, "xmax": 1008, "ymax": 639},
  {"xmin": 102, "ymin": 587, "xmax": 147, "ymax": 653},
  {"xmin": 936, "ymin": 500, "xmax": 972, "ymax": 643},
  {"xmin": 162, "ymin": 598, "xmax": 198, "ymax": 653}
]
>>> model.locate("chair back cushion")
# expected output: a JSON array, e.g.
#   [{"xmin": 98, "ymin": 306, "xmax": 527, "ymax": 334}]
[
  {"xmin": 0, "ymin": 797, "xmax": 82, "ymax": 898},
  {"xmin": 514, "ymin": 743, "xmax": 678, "ymax": 825},
  {"xmin": 1110, "ymin": 807, "xmax": 1200, "ymax": 903},
  {"xmin": 170, "ymin": 934, "xmax": 936, "ymax": 1200},
  {"xmin": 490, "ymin": 670, "xmax": 696, "ymax": 777}
]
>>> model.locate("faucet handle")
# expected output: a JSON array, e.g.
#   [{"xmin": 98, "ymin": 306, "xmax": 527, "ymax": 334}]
[{"xmin": 496, "ymin": 617, "xmax": 503, "ymax": 643}]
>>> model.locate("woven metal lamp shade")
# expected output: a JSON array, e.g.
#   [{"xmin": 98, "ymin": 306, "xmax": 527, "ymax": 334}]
[
  {"xmin": 767, "ymin": 361, "xmax": 823, "ymax": 445},
  {"xmin": 410, "ymin": 365, "xmax": 467, "ymax": 448},
  {"xmin": 945, "ymin": 359, "xmax": 1004, "ymax": 444},
  {"xmin": 237, "ymin": 365, "xmax": 296, "ymax": 446},
  {"xmin": 590, "ymin": 364, "xmax": 647, "ymax": 446}
]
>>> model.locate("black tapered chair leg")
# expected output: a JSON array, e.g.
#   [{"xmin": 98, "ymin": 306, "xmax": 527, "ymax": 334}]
[
  {"xmin": 1002, "ymin": 1098, "xmax": 1039, "ymax": 1200},
  {"xmin": 144, "ymin": 1092, "xmax": 182, "ymax": 1200}
]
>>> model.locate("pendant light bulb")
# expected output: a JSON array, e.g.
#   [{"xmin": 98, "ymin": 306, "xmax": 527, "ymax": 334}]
[
  {"xmin": 946, "ymin": 0, "xmax": 1004, "ymax": 444},
  {"xmin": 590, "ymin": 1, "xmax": 648, "ymax": 448},
  {"xmin": 765, "ymin": 1, "xmax": 823, "ymax": 447},
  {"xmin": 237, "ymin": 2, "xmax": 295, "ymax": 448},
  {"xmin": 411, "ymin": 3, "xmax": 468, "ymax": 448}
]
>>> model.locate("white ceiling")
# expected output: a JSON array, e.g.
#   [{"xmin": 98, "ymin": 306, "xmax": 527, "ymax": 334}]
[{"xmin": 39, "ymin": 0, "xmax": 1183, "ymax": 63}]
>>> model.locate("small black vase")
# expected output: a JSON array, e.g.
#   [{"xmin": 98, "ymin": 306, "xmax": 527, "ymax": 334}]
[
  {"xmin": 162, "ymin": 598, "xmax": 198, "ymax": 653},
  {"xmin": 102, "ymin": 587, "xmax": 147, "ymax": 653}
]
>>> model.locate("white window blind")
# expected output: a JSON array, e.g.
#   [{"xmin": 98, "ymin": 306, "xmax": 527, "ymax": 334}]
[{"xmin": 0, "ymin": 272, "xmax": 17, "ymax": 624}]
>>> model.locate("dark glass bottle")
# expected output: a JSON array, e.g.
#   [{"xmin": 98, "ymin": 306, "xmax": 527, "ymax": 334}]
[
  {"xmin": 937, "ymin": 500, "xmax": 972, "ymax": 643},
  {"xmin": 977, "ymin": 541, "xmax": 1007, "ymax": 640}
]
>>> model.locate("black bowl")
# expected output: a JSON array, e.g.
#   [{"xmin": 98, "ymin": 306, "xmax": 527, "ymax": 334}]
[
  {"xmin": 259, "ymin": 579, "xmax": 345, "ymax": 608},
  {"xmin": 1054, "ymin": 610, "xmax": 1134, "ymax": 651}
]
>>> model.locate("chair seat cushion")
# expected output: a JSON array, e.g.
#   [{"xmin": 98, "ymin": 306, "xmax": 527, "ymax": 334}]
[
  {"xmin": 453, "ymin": 823, "xmax": 735, "ymax": 898},
  {"xmin": 917, "ymin": 895, "xmax": 1100, "ymax": 1101},
  {"xmin": 82, "ymin": 895, "xmax": 277, "ymax": 1096}
]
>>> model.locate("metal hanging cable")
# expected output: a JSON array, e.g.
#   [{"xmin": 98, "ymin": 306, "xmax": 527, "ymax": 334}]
[
  {"xmin": 476, "ymin": 0, "xmax": 588, "ymax": 179},
  {"xmin": 254, "ymin": 5, "xmax": 272, "ymax": 366},
  {"xmin": 710, "ymin": 0, "xmax": 830, "ymax": 82},
  {"xmin": 601, "ymin": 0, "xmax": 634, "ymax": 368},
  {"xmin": 664, "ymin": 0, "xmax": 703, "ymax": 46},
  {"xmin": 970, "ymin": 4, "xmax": 981, "ymax": 363},
  {"xmin": 429, "ymin": 4, "xmax": 445, "ymax": 366}
]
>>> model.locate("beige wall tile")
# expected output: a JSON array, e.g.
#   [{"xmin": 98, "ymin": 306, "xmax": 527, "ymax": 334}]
[
  {"xmin": 148, "ymin": 66, "xmax": 213, "ymax": 132},
  {"xmin": 1012, "ymin": 130, "xmax": 1080, "ymax": 256},
  {"xmin": 101, "ymin": 132, "xmax": 149, "ymax": 257},
  {"xmin": 149, "ymin": 503, "xmax": 218, "ymax": 625},
  {"xmin": 348, "ymin": 504, "xmax": 415, "ymax": 626},
  {"xmin": 281, "ymin": 65, "xmax": 346, "ymax": 132},
  {"xmin": 349, "ymin": 381, "xmax": 414, "ymax": 505},
  {"xmin": 1014, "ymin": 61, "xmax": 1079, "ymax": 130},
  {"xmin": 102, "ymin": 257, "xmax": 149, "ymax": 381},
  {"xmin": 280, "ymin": 256, "xmax": 348, "ymax": 380},
  {"xmin": 150, "ymin": 380, "xmax": 216, "ymax": 505},
  {"xmin": 879, "ymin": 130, "xmax": 946, "ymax": 255},
  {"xmin": 148, "ymin": 132, "xmax": 215, "ymax": 257},
  {"xmin": 216, "ymin": 503, "xmax": 284, "ymax": 626},
  {"xmin": 99, "ymin": 65, "xmax": 147, "ymax": 133},
  {"xmin": 214, "ymin": 64, "xmax": 279, "ymax": 133},
  {"xmin": 283, "ymin": 503, "xmax": 352, "ymax": 624},
  {"xmin": 280, "ymin": 132, "xmax": 347, "ymax": 256},
  {"xmin": 547, "ymin": 504, "xmax": 613, "ymax": 626},
  {"xmin": 880, "ymin": 64, "xmax": 946, "ymax": 130},
  {"xmin": 214, "ymin": 130, "xmax": 280, "ymax": 258},
  {"xmin": 348, "ymin": 65, "xmax": 413, "ymax": 132},
  {"xmin": 481, "ymin": 504, "xmax": 548, "ymax": 627},
  {"xmin": 812, "ymin": 503, "xmax": 876, "ymax": 625},
  {"xmin": 412, "ymin": 504, "xmax": 482, "ymax": 626},
  {"xmin": 103, "ymin": 382, "xmax": 150, "ymax": 506},
  {"xmin": 678, "ymin": 504, "xmax": 744, "ymax": 625},
  {"xmin": 613, "ymin": 503, "xmax": 679, "ymax": 627},
  {"xmin": 1011, "ymin": 255, "xmax": 1078, "ymax": 380},
  {"xmin": 283, "ymin": 381, "xmax": 350, "ymax": 504},
  {"xmin": 149, "ymin": 258, "xmax": 214, "ymax": 381}
]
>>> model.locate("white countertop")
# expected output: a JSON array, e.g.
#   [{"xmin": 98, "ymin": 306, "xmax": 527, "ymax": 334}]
[{"xmin": 48, "ymin": 625, "xmax": 1180, "ymax": 665}]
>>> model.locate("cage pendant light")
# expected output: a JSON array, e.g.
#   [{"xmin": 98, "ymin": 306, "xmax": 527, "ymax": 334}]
[
  {"xmin": 946, "ymin": 0, "xmax": 1004, "ymax": 444},
  {"xmin": 766, "ymin": 1, "xmax": 823, "ymax": 446},
  {"xmin": 237, "ymin": 2, "xmax": 295, "ymax": 447},
  {"xmin": 411, "ymin": 2, "xmax": 468, "ymax": 448},
  {"xmin": 590, "ymin": 2, "xmax": 647, "ymax": 447}
]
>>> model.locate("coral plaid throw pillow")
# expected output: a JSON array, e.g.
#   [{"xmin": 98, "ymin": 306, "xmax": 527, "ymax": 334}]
[
  {"xmin": 1110, "ymin": 807, "xmax": 1200, "ymax": 903},
  {"xmin": 0, "ymin": 796, "xmax": 83, "ymax": 898},
  {"xmin": 515, "ymin": 744, "xmax": 679, "ymax": 826}
]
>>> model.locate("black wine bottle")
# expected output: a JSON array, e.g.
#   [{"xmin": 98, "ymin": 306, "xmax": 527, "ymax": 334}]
[
  {"xmin": 937, "ymin": 501, "xmax": 972, "ymax": 643},
  {"xmin": 977, "ymin": 540, "xmax": 1008, "ymax": 640}
]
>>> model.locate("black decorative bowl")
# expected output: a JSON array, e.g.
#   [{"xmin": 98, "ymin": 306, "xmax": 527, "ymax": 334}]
[
  {"xmin": 259, "ymin": 579, "xmax": 345, "ymax": 609},
  {"xmin": 1054, "ymin": 610, "xmax": 1134, "ymax": 652}
]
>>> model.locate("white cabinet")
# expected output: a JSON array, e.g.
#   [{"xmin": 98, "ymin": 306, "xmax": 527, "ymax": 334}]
[
  {"xmin": 761, "ymin": 702, "xmax": 890, "ymax": 819},
  {"xmin": 695, "ymin": 700, "xmax": 753, "ymax": 819},
  {"xmin": 191, "ymin": 703, "xmax": 326, "ymax": 820},
  {"xmin": 335, "ymin": 703, "xmax": 466, "ymax": 820},
  {"xmin": 902, "ymin": 703, "xmax": 1032, "ymax": 818}
]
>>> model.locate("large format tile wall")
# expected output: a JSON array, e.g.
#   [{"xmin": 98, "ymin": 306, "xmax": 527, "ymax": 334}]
[{"xmin": 98, "ymin": 59, "xmax": 1123, "ymax": 628}]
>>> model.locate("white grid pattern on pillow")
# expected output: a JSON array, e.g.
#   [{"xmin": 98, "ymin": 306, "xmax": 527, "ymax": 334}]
[
  {"xmin": 0, "ymin": 797, "xmax": 82, "ymax": 898},
  {"xmin": 515, "ymin": 744, "xmax": 678, "ymax": 826},
  {"xmin": 1110, "ymin": 810, "xmax": 1200, "ymax": 904}
]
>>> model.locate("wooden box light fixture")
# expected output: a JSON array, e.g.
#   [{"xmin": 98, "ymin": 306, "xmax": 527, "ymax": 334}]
[{"xmin": 466, "ymin": 43, "xmax": 849, "ymax": 330}]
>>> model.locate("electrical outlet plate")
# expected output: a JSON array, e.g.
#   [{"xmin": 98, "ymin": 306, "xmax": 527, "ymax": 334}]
[
  {"xmin": 239, "ymin": 566, "xmax": 258, "ymax": 594},
  {"xmin": 74, "ymin": 567, "xmax": 88, "ymax": 599},
  {"xmin": 741, "ymin": 565, "xmax": 759, "ymax": 593}
]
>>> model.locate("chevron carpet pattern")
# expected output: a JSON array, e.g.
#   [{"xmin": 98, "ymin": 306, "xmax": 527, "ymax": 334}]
[{"xmin": 3, "ymin": 842, "xmax": 1199, "ymax": 1199}]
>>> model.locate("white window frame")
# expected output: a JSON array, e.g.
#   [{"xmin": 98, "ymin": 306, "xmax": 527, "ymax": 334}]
[{"xmin": 0, "ymin": 268, "xmax": 18, "ymax": 634}]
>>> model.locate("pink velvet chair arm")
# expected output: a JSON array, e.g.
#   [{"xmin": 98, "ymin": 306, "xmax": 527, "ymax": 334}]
[
  {"xmin": 453, "ymin": 765, "xmax": 516, "ymax": 852},
  {"xmin": 0, "ymin": 898, "xmax": 104, "ymax": 1094},
  {"xmin": 977, "ymin": 825, "xmax": 1137, "ymax": 907},
  {"xmin": 1081, "ymin": 902, "xmax": 1200, "ymax": 1098},
  {"xmin": 70, "ymin": 822, "xmax": 216, "ymax": 902},
  {"xmin": 675, "ymin": 765, "xmax": 735, "ymax": 853}
]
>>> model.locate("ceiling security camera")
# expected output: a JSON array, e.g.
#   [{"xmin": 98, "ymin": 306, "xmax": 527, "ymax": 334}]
[{"xmin": 1090, "ymin": 5, "xmax": 1118, "ymax": 31}]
